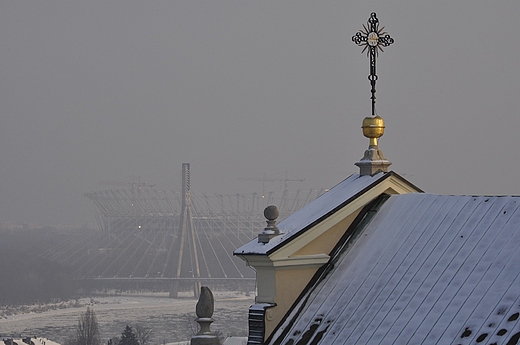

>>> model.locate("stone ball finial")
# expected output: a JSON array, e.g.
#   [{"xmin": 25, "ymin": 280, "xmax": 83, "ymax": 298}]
[
  {"xmin": 264, "ymin": 205, "xmax": 279, "ymax": 221},
  {"xmin": 258, "ymin": 205, "xmax": 281, "ymax": 244}
]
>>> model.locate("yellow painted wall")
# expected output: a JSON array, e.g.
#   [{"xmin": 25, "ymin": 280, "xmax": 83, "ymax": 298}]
[
  {"xmin": 263, "ymin": 267, "xmax": 318, "ymax": 338},
  {"xmin": 294, "ymin": 209, "xmax": 361, "ymax": 256},
  {"xmin": 263, "ymin": 207, "xmax": 363, "ymax": 339}
]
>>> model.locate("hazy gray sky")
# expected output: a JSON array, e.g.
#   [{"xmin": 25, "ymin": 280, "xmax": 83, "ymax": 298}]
[{"xmin": 1, "ymin": 1, "xmax": 520, "ymax": 225}]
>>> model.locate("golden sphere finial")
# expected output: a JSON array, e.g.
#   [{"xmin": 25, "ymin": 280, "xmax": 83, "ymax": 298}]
[{"xmin": 362, "ymin": 115, "xmax": 385, "ymax": 146}]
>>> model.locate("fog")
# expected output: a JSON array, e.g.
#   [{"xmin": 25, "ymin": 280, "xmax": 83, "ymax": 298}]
[{"xmin": 1, "ymin": 1, "xmax": 519, "ymax": 226}]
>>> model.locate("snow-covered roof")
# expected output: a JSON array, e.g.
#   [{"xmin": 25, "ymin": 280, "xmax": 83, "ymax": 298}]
[
  {"xmin": 2, "ymin": 338, "xmax": 62, "ymax": 345},
  {"xmin": 269, "ymin": 193, "xmax": 520, "ymax": 344},
  {"xmin": 222, "ymin": 337, "xmax": 247, "ymax": 345},
  {"xmin": 235, "ymin": 172, "xmax": 417, "ymax": 256}
]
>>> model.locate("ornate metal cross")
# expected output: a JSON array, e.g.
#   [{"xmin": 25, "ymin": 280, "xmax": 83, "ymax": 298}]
[{"xmin": 352, "ymin": 13, "xmax": 394, "ymax": 116}]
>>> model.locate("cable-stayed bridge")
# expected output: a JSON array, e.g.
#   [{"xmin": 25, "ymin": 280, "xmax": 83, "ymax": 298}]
[{"xmin": 39, "ymin": 164, "xmax": 325, "ymax": 296}]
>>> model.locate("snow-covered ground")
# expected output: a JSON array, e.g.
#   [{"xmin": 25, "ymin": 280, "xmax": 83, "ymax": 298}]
[{"xmin": 0, "ymin": 291, "xmax": 253, "ymax": 344}]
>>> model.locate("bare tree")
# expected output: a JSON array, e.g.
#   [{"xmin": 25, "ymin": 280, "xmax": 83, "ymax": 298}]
[
  {"xmin": 70, "ymin": 307, "xmax": 101, "ymax": 345},
  {"xmin": 134, "ymin": 324, "xmax": 153, "ymax": 345},
  {"xmin": 183, "ymin": 313, "xmax": 197, "ymax": 337}
]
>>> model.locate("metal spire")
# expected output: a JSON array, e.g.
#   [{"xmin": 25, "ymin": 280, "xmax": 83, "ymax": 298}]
[{"xmin": 352, "ymin": 12, "xmax": 394, "ymax": 116}]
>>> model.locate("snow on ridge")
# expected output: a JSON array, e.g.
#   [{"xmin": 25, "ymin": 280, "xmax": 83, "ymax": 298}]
[{"xmin": 235, "ymin": 172, "xmax": 387, "ymax": 255}]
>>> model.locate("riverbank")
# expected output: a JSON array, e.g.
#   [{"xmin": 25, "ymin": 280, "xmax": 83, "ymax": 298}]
[{"xmin": 0, "ymin": 291, "xmax": 253, "ymax": 344}]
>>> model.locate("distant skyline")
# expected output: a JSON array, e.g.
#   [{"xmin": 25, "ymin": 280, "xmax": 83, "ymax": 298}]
[{"xmin": 1, "ymin": 1, "xmax": 520, "ymax": 225}]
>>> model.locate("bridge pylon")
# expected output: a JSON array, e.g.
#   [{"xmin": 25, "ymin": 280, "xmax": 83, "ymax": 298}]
[{"xmin": 169, "ymin": 163, "xmax": 202, "ymax": 298}]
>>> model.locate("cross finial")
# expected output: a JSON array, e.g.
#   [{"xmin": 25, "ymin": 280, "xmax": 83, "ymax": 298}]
[{"xmin": 352, "ymin": 13, "xmax": 394, "ymax": 116}]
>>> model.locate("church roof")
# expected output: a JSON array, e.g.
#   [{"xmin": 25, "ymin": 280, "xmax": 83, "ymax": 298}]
[
  {"xmin": 269, "ymin": 193, "xmax": 520, "ymax": 345},
  {"xmin": 235, "ymin": 171, "xmax": 419, "ymax": 256}
]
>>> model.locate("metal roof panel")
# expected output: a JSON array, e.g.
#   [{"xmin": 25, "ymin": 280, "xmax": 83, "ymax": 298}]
[{"xmin": 270, "ymin": 194, "xmax": 520, "ymax": 345}]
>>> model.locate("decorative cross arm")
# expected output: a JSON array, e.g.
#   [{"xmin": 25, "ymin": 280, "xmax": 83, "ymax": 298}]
[{"xmin": 352, "ymin": 13, "xmax": 394, "ymax": 116}]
